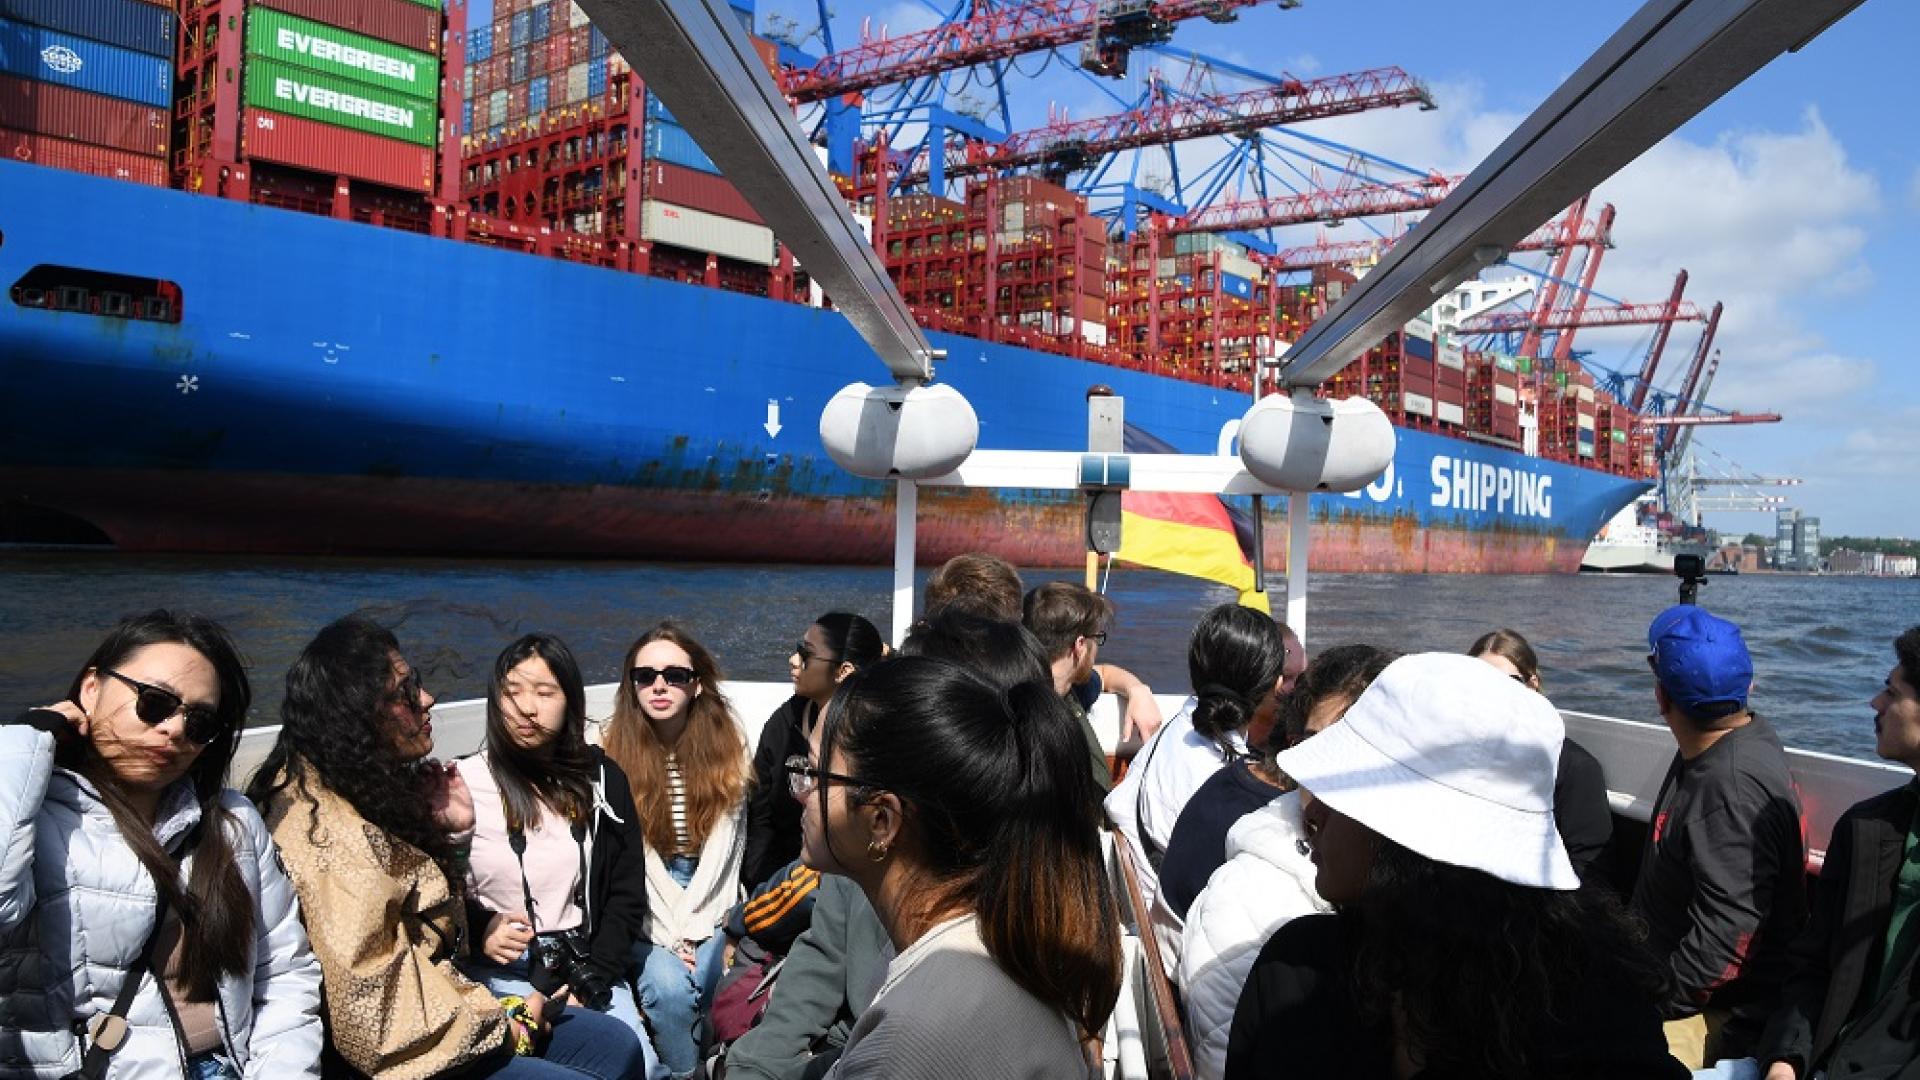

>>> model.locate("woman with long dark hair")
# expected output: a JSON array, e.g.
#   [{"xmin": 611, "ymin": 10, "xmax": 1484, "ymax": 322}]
[
  {"xmin": 1224, "ymin": 653, "xmax": 1685, "ymax": 1080},
  {"xmin": 742, "ymin": 613, "xmax": 884, "ymax": 891},
  {"xmin": 247, "ymin": 614, "xmax": 646, "ymax": 1079},
  {"xmin": 794, "ymin": 655, "xmax": 1122, "ymax": 1078},
  {"xmin": 453, "ymin": 635, "xmax": 655, "ymax": 1065},
  {"xmin": 1, "ymin": 610, "xmax": 322, "ymax": 1078},
  {"xmin": 601, "ymin": 622, "xmax": 751, "ymax": 1079}
]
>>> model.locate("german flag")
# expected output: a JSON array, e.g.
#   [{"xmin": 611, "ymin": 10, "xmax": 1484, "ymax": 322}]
[{"xmin": 1117, "ymin": 423, "xmax": 1271, "ymax": 613}]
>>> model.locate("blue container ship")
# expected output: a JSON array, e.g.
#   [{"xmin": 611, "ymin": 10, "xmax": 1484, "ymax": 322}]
[{"xmin": 0, "ymin": 162, "xmax": 1646, "ymax": 571}]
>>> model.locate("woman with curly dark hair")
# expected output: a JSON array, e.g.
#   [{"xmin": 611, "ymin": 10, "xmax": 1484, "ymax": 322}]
[
  {"xmin": 1224, "ymin": 653, "xmax": 1686, "ymax": 1080},
  {"xmin": 246, "ymin": 614, "xmax": 646, "ymax": 1079}
]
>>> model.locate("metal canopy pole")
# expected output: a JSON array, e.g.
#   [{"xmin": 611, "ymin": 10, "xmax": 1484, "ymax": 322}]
[
  {"xmin": 574, "ymin": 0, "xmax": 937, "ymax": 385},
  {"xmin": 1275, "ymin": 0, "xmax": 1864, "ymax": 389},
  {"xmin": 892, "ymin": 480, "xmax": 917, "ymax": 646}
]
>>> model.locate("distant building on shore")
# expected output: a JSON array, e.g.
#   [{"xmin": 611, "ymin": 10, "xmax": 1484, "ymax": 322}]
[{"xmin": 1826, "ymin": 549, "xmax": 1919, "ymax": 577}]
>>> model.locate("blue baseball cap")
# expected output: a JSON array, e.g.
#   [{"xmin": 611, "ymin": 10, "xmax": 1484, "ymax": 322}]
[{"xmin": 1648, "ymin": 605, "xmax": 1753, "ymax": 716}]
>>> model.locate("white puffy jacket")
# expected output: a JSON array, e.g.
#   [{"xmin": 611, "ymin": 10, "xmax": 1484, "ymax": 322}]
[
  {"xmin": 1177, "ymin": 792, "xmax": 1330, "ymax": 1080},
  {"xmin": 0, "ymin": 723, "xmax": 324, "ymax": 1078}
]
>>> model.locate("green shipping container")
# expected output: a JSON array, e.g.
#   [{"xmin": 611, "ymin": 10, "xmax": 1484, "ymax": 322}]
[
  {"xmin": 395, "ymin": 0, "xmax": 442, "ymax": 8},
  {"xmin": 245, "ymin": 59, "xmax": 435, "ymax": 146},
  {"xmin": 1612, "ymin": 430, "xmax": 1628, "ymax": 444},
  {"xmin": 247, "ymin": 9, "xmax": 439, "ymax": 101},
  {"xmin": 1518, "ymin": 357, "xmax": 1534, "ymax": 373}
]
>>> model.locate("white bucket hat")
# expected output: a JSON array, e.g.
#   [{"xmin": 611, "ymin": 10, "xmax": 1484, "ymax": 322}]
[{"xmin": 1273, "ymin": 651, "xmax": 1579, "ymax": 891}]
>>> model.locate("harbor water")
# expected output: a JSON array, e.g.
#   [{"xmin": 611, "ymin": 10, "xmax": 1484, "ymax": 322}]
[{"xmin": 3, "ymin": 552, "xmax": 1913, "ymax": 761}]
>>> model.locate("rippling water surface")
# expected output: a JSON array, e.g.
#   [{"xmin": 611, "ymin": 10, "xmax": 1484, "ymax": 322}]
[{"xmin": 3, "ymin": 552, "xmax": 1913, "ymax": 760}]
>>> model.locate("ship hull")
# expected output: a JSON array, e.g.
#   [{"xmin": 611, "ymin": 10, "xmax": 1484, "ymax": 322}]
[{"xmin": 0, "ymin": 163, "xmax": 1648, "ymax": 571}]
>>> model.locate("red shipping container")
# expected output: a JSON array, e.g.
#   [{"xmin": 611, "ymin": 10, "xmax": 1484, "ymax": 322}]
[
  {"xmin": 570, "ymin": 27, "xmax": 590, "ymax": 61},
  {"xmin": 0, "ymin": 74, "xmax": 166, "ymax": 156},
  {"xmin": 252, "ymin": 0, "xmax": 441, "ymax": 55},
  {"xmin": 241, "ymin": 109, "xmax": 435, "ymax": 192},
  {"xmin": 0, "ymin": 127, "xmax": 163, "ymax": 185},
  {"xmin": 507, "ymin": 84, "xmax": 528, "ymax": 121},
  {"xmin": 644, "ymin": 160, "xmax": 762, "ymax": 224},
  {"xmin": 547, "ymin": 33, "xmax": 569, "ymax": 74}
]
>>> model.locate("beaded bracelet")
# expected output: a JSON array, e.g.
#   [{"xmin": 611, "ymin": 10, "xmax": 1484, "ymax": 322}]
[{"xmin": 498, "ymin": 996, "xmax": 537, "ymax": 1056}]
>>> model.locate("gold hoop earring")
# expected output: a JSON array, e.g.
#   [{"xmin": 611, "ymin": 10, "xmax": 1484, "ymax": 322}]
[{"xmin": 866, "ymin": 840, "xmax": 890, "ymax": 863}]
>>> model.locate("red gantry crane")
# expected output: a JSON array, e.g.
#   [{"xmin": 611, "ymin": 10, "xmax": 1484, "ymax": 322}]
[
  {"xmin": 907, "ymin": 66, "xmax": 1434, "ymax": 185},
  {"xmin": 780, "ymin": 0, "xmax": 1297, "ymax": 104},
  {"xmin": 1170, "ymin": 172, "xmax": 1460, "ymax": 235},
  {"xmin": 1264, "ymin": 201, "xmax": 1614, "ymax": 274},
  {"xmin": 1626, "ymin": 270, "xmax": 1691, "ymax": 411}
]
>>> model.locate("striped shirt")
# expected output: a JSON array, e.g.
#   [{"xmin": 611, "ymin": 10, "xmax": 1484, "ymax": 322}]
[{"xmin": 666, "ymin": 750, "xmax": 692, "ymax": 855}]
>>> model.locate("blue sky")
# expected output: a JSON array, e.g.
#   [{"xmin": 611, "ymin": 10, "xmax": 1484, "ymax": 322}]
[{"xmin": 488, "ymin": 0, "xmax": 1917, "ymax": 538}]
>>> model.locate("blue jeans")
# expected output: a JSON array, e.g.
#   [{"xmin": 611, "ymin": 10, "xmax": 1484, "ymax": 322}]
[
  {"xmin": 467, "ymin": 1007, "xmax": 649, "ymax": 1080},
  {"xmin": 635, "ymin": 855, "xmax": 728, "ymax": 1079},
  {"xmin": 460, "ymin": 953, "xmax": 665, "ymax": 1080},
  {"xmin": 185, "ymin": 1054, "xmax": 238, "ymax": 1080}
]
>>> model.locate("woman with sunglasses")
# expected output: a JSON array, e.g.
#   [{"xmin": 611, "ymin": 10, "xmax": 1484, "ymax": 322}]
[
  {"xmin": 452, "ymin": 634, "xmax": 659, "ymax": 1072},
  {"xmin": 793, "ymin": 656, "xmax": 1122, "ymax": 1078},
  {"xmin": 602, "ymin": 623, "xmax": 751, "ymax": 1080},
  {"xmin": 248, "ymin": 614, "xmax": 647, "ymax": 1079},
  {"xmin": 2, "ymin": 609, "xmax": 323, "ymax": 1078},
  {"xmin": 741, "ymin": 613, "xmax": 884, "ymax": 892}
]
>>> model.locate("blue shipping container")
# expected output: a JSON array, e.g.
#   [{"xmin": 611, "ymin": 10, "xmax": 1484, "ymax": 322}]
[
  {"xmin": 1219, "ymin": 272, "xmax": 1254, "ymax": 300},
  {"xmin": 589, "ymin": 27, "xmax": 608, "ymax": 58},
  {"xmin": 530, "ymin": 3, "xmax": 550, "ymax": 42},
  {"xmin": 509, "ymin": 47, "xmax": 528, "ymax": 83},
  {"xmin": 586, "ymin": 57, "xmax": 606, "ymax": 97},
  {"xmin": 644, "ymin": 91, "xmax": 674, "ymax": 124},
  {"xmin": 510, "ymin": 10, "xmax": 530, "ymax": 47},
  {"xmin": 467, "ymin": 28, "xmax": 492, "ymax": 63},
  {"xmin": 0, "ymin": 0, "xmax": 175, "ymax": 60},
  {"xmin": 644, "ymin": 121, "xmax": 718, "ymax": 175},
  {"xmin": 461, "ymin": 100, "xmax": 473, "ymax": 135},
  {"xmin": 0, "ymin": 18, "xmax": 170, "ymax": 107},
  {"xmin": 528, "ymin": 74, "xmax": 548, "ymax": 114},
  {"xmin": 1403, "ymin": 332, "xmax": 1435, "ymax": 361}
]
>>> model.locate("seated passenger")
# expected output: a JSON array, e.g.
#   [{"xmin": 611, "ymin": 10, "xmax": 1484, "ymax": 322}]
[
  {"xmin": 923, "ymin": 552, "xmax": 1024, "ymax": 623},
  {"xmin": 1632, "ymin": 606, "xmax": 1807, "ymax": 1066},
  {"xmin": 719, "ymin": 611, "xmax": 1050, "ymax": 1080},
  {"xmin": 1106, "ymin": 603, "xmax": 1298, "ymax": 914},
  {"xmin": 1754, "ymin": 626, "xmax": 1920, "ymax": 1079},
  {"xmin": 1467, "ymin": 628, "xmax": 1614, "ymax": 881},
  {"xmin": 2, "ymin": 611, "xmax": 323, "ymax": 1080},
  {"xmin": 452, "ymin": 634, "xmax": 657, "ymax": 1071},
  {"xmin": 248, "ymin": 614, "xmax": 646, "ymax": 1079},
  {"xmin": 602, "ymin": 623, "xmax": 751, "ymax": 1080},
  {"xmin": 1180, "ymin": 644, "xmax": 1395, "ymax": 1080},
  {"xmin": 1157, "ymin": 621, "xmax": 1309, "ymax": 922},
  {"xmin": 743, "ymin": 613, "xmax": 884, "ymax": 892},
  {"xmin": 793, "ymin": 656, "xmax": 1120, "ymax": 1078},
  {"xmin": 1225, "ymin": 653, "xmax": 1686, "ymax": 1080},
  {"xmin": 1022, "ymin": 581, "xmax": 1164, "ymax": 789}
]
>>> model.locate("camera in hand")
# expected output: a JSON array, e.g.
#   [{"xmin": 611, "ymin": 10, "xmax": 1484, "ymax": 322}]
[
  {"xmin": 531, "ymin": 929, "xmax": 611, "ymax": 1010},
  {"xmin": 1673, "ymin": 553, "xmax": 1707, "ymax": 606}
]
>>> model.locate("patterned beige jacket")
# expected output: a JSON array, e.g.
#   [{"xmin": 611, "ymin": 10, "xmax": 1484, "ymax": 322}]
[{"xmin": 261, "ymin": 765, "xmax": 508, "ymax": 1079}]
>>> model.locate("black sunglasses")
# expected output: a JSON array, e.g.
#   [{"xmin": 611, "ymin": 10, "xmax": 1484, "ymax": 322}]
[
  {"xmin": 632, "ymin": 665, "xmax": 696, "ymax": 689},
  {"xmin": 100, "ymin": 668, "xmax": 226, "ymax": 746},
  {"xmin": 793, "ymin": 640, "xmax": 836, "ymax": 666},
  {"xmin": 1087, "ymin": 631, "xmax": 1109, "ymax": 646},
  {"xmin": 782, "ymin": 754, "xmax": 883, "ymax": 799}
]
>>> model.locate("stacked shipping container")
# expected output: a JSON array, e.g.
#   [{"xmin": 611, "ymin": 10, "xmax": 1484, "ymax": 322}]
[
  {"xmin": 173, "ymin": 0, "xmax": 454, "ymax": 220},
  {"xmin": 458, "ymin": 0, "xmax": 787, "ymax": 287},
  {"xmin": 0, "ymin": 0, "xmax": 175, "ymax": 185}
]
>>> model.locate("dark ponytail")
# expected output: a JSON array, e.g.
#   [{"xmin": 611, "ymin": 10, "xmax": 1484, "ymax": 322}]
[
  {"xmin": 813, "ymin": 612, "xmax": 885, "ymax": 672},
  {"xmin": 63, "ymin": 610, "xmax": 255, "ymax": 999},
  {"xmin": 822, "ymin": 657, "xmax": 1122, "ymax": 1037},
  {"xmin": 1187, "ymin": 603, "xmax": 1287, "ymax": 756}
]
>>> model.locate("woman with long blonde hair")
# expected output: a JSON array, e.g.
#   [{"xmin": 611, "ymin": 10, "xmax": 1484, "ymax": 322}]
[{"xmin": 601, "ymin": 622, "xmax": 750, "ymax": 1079}]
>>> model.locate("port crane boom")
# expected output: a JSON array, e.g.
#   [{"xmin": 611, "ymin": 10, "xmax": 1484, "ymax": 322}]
[
  {"xmin": 912, "ymin": 66, "xmax": 1433, "ymax": 184},
  {"xmin": 1460, "ymin": 296, "xmax": 1707, "ymax": 334},
  {"xmin": 1172, "ymin": 173, "xmax": 1459, "ymax": 235},
  {"xmin": 781, "ymin": 0, "xmax": 1295, "ymax": 103},
  {"xmin": 1266, "ymin": 201, "xmax": 1613, "ymax": 273}
]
